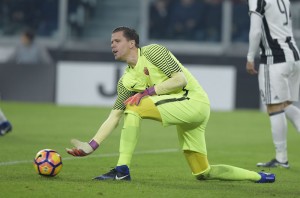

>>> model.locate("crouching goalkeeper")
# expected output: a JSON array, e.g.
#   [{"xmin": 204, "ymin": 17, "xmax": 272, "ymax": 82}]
[{"xmin": 66, "ymin": 26, "xmax": 275, "ymax": 183}]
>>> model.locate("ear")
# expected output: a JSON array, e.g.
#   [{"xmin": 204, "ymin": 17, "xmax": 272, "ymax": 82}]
[{"xmin": 130, "ymin": 41, "xmax": 135, "ymax": 48}]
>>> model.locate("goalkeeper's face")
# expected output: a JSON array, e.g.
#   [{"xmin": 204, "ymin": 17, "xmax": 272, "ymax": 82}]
[{"xmin": 111, "ymin": 31, "xmax": 135, "ymax": 62}]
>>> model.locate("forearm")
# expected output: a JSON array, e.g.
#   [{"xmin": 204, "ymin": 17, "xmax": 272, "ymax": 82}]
[
  {"xmin": 124, "ymin": 72, "xmax": 187, "ymax": 106},
  {"xmin": 92, "ymin": 110, "xmax": 123, "ymax": 144},
  {"xmin": 154, "ymin": 72, "xmax": 187, "ymax": 95},
  {"xmin": 247, "ymin": 13, "xmax": 262, "ymax": 62}
]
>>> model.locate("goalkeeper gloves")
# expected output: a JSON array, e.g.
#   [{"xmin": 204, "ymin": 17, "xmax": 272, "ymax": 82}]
[
  {"xmin": 124, "ymin": 86, "xmax": 156, "ymax": 106},
  {"xmin": 66, "ymin": 139, "xmax": 99, "ymax": 157}
]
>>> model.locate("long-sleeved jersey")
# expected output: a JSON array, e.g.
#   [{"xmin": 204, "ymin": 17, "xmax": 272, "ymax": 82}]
[{"xmin": 112, "ymin": 44, "xmax": 209, "ymax": 110}]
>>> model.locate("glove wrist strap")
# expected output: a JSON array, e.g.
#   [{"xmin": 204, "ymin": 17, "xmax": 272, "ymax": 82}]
[
  {"xmin": 147, "ymin": 86, "xmax": 156, "ymax": 96},
  {"xmin": 89, "ymin": 139, "xmax": 99, "ymax": 150}
]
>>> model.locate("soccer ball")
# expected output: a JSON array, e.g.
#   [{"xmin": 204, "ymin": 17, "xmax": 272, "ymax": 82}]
[{"xmin": 33, "ymin": 149, "xmax": 63, "ymax": 177}]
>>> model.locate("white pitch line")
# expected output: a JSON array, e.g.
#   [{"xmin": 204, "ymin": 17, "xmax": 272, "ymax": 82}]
[{"xmin": 0, "ymin": 148, "xmax": 179, "ymax": 166}]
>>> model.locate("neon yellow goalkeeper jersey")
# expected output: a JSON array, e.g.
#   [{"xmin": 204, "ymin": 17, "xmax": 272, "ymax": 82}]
[{"xmin": 113, "ymin": 44, "xmax": 209, "ymax": 110}]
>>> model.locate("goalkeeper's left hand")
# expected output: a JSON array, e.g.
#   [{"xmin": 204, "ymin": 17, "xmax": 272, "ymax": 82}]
[
  {"xmin": 124, "ymin": 86, "xmax": 156, "ymax": 106},
  {"xmin": 66, "ymin": 139, "xmax": 99, "ymax": 157}
]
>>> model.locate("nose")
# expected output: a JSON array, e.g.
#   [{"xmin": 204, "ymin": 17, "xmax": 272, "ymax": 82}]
[{"xmin": 111, "ymin": 41, "xmax": 116, "ymax": 48}]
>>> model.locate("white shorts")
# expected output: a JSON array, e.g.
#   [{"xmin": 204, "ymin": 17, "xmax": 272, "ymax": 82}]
[{"xmin": 258, "ymin": 61, "xmax": 300, "ymax": 104}]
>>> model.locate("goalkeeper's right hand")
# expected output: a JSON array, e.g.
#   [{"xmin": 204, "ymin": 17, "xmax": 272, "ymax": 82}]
[{"xmin": 66, "ymin": 139, "xmax": 99, "ymax": 157}]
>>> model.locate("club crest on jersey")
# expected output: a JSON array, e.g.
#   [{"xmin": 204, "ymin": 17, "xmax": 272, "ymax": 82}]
[{"xmin": 144, "ymin": 67, "xmax": 149, "ymax": 75}]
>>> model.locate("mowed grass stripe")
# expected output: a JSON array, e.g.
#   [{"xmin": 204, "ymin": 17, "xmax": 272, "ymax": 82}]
[{"xmin": 0, "ymin": 148, "xmax": 179, "ymax": 166}]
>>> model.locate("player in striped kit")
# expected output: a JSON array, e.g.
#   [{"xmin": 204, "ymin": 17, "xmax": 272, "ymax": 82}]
[
  {"xmin": 67, "ymin": 26, "xmax": 274, "ymax": 183},
  {"xmin": 246, "ymin": 0, "xmax": 300, "ymax": 168},
  {"xmin": 0, "ymin": 107, "xmax": 12, "ymax": 136}
]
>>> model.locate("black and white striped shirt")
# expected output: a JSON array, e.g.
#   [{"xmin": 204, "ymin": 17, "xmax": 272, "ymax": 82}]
[{"xmin": 248, "ymin": 0, "xmax": 300, "ymax": 64}]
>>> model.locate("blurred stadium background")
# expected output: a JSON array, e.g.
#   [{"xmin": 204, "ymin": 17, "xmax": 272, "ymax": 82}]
[{"xmin": 0, "ymin": 0, "xmax": 300, "ymax": 110}]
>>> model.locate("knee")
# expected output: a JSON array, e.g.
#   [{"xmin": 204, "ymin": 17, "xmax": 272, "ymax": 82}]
[
  {"xmin": 125, "ymin": 105, "xmax": 140, "ymax": 114},
  {"xmin": 123, "ymin": 110, "xmax": 141, "ymax": 127},
  {"xmin": 267, "ymin": 103, "xmax": 285, "ymax": 114},
  {"xmin": 284, "ymin": 101, "xmax": 293, "ymax": 108},
  {"xmin": 124, "ymin": 108, "xmax": 140, "ymax": 115}
]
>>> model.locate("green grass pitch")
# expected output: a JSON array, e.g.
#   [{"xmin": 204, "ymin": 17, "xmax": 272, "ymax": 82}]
[{"xmin": 1, "ymin": 102, "xmax": 300, "ymax": 198}]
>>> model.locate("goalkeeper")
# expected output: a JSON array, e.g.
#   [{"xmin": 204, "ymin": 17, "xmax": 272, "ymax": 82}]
[{"xmin": 66, "ymin": 26, "xmax": 275, "ymax": 183}]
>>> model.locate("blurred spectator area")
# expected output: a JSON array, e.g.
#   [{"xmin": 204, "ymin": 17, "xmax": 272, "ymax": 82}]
[
  {"xmin": 0, "ymin": 0, "xmax": 58, "ymax": 37},
  {"xmin": 68, "ymin": 0, "xmax": 97, "ymax": 38},
  {"xmin": 0, "ymin": 0, "xmax": 249, "ymax": 42},
  {"xmin": 149, "ymin": 0, "xmax": 223, "ymax": 42},
  {"xmin": 231, "ymin": 0, "xmax": 249, "ymax": 42},
  {"xmin": 149, "ymin": 0, "xmax": 249, "ymax": 42},
  {"xmin": 0, "ymin": 0, "xmax": 299, "ymax": 56},
  {"xmin": 0, "ymin": 0, "xmax": 97, "ymax": 38}
]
